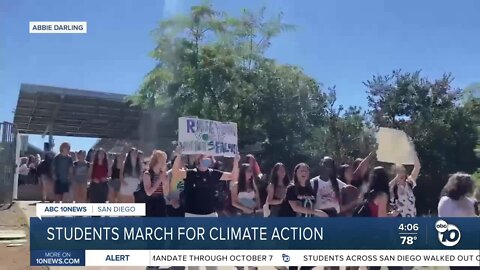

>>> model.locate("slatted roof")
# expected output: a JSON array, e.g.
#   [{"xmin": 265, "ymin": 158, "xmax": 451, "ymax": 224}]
[{"xmin": 13, "ymin": 84, "xmax": 143, "ymax": 138}]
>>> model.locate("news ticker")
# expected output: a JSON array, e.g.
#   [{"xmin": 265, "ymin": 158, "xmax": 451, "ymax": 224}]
[{"xmin": 31, "ymin": 250, "xmax": 480, "ymax": 267}]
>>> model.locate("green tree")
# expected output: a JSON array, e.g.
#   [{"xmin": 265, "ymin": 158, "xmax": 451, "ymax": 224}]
[
  {"xmin": 304, "ymin": 87, "xmax": 375, "ymax": 165},
  {"xmin": 365, "ymin": 70, "xmax": 479, "ymax": 214},
  {"xmin": 130, "ymin": 3, "xmax": 328, "ymax": 169}
]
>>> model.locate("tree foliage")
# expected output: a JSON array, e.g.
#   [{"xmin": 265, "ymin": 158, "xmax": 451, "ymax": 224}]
[
  {"xmin": 365, "ymin": 71, "xmax": 479, "ymax": 214},
  {"xmin": 131, "ymin": 3, "xmax": 373, "ymax": 169},
  {"xmin": 131, "ymin": 4, "xmax": 479, "ymax": 214}
]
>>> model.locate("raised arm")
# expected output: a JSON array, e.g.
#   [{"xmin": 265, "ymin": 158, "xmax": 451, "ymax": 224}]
[
  {"xmin": 409, "ymin": 151, "xmax": 421, "ymax": 182},
  {"xmin": 353, "ymin": 152, "xmax": 374, "ymax": 179},
  {"xmin": 220, "ymin": 154, "xmax": 240, "ymax": 181},
  {"xmin": 171, "ymin": 147, "xmax": 187, "ymax": 183}
]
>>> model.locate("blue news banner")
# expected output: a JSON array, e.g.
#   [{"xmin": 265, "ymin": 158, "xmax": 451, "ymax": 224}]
[{"xmin": 30, "ymin": 217, "xmax": 480, "ymax": 266}]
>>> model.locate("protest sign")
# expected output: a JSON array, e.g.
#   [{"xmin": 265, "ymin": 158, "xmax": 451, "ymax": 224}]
[
  {"xmin": 376, "ymin": 127, "xmax": 416, "ymax": 165},
  {"xmin": 178, "ymin": 117, "xmax": 238, "ymax": 157}
]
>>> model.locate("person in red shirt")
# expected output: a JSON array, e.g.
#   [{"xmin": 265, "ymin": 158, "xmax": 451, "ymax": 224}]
[{"xmin": 88, "ymin": 149, "xmax": 109, "ymax": 203}]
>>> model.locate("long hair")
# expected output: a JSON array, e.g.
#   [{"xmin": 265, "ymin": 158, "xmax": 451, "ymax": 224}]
[
  {"xmin": 293, "ymin": 163, "xmax": 312, "ymax": 190},
  {"xmin": 93, "ymin": 148, "xmax": 108, "ymax": 167},
  {"xmin": 86, "ymin": 148, "xmax": 94, "ymax": 162},
  {"xmin": 322, "ymin": 157, "xmax": 341, "ymax": 203},
  {"xmin": 441, "ymin": 173, "xmax": 474, "ymax": 200},
  {"xmin": 246, "ymin": 154, "xmax": 261, "ymax": 178},
  {"xmin": 367, "ymin": 166, "xmax": 390, "ymax": 201},
  {"xmin": 238, "ymin": 163, "xmax": 255, "ymax": 193},
  {"xmin": 124, "ymin": 148, "xmax": 141, "ymax": 176},
  {"xmin": 149, "ymin": 150, "xmax": 167, "ymax": 172},
  {"xmin": 112, "ymin": 154, "xmax": 121, "ymax": 170},
  {"xmin": 269, "ymin": 162, "xmax": 290, "ymax": 188}
]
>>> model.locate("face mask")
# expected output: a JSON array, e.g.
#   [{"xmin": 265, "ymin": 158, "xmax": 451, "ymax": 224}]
[{"xmin": 200, "ymin": 159, "xmax": 212, "ymax": 168}]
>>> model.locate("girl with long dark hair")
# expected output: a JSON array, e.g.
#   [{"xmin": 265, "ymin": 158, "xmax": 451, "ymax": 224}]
[
  {"xmin": 108, "ymin": 154, "xmax": 124, "ymax": 203},
  {"xmin": 266, "ymin": 163, "xmax": 289, "ymax": 217},
  {"xmin": 278, "ymin": 163, "xmax": 327, "ymax": 217},
  {"xmin": 88, "ymin": 149, "xmax": 109, "ymax": 203},
  {"xmin": 86, "ymin": 149, "xmax": 94, "ymax": 163},
  {"xmin": 231, "ymin": 163, "xmax": 261, "ymax": 216},
  {"xmin": 361, "ymin": 166, "xmax": 399, "ymax": 218},
  {"xmin": 353, "ymin": 167, "xmax": 401, "ymax": 270},
  {"xmin": 121, "ymin": 148, "xmax": 142, "ymax": 203},
  {"xmin": 338, "ymin": 164, "xmax": 361, "ymax": 217}
]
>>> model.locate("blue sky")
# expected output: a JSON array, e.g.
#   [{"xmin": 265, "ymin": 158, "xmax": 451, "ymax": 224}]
[{"xmin": 1, "ymin": 0, "xmax": 479, "ymax": 152}]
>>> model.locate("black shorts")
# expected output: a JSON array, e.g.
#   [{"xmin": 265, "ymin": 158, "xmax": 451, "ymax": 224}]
[{"xmin": 54, "ymin": 180, "xmax": 70, "ymax": 195}]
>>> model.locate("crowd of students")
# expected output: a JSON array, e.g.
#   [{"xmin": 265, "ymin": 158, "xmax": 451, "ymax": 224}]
[{"xmin": 26, "ymin": 141, "xmax": 479, "ymax": 270}]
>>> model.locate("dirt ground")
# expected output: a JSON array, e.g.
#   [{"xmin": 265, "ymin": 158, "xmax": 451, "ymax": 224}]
[{"xmin": 0, "ymin": 202, "xmax": 48, "ymax": 270}]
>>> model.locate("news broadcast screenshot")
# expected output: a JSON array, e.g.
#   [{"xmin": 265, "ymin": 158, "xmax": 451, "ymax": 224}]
[{"xmin": 1, "ymin": 0, "xmax": 479, "ymax": 270}]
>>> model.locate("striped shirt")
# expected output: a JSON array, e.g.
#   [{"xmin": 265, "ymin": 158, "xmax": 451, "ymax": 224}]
[{"xmin": 145, "ymin": 170, "xmax": 163, "ymax": 196}]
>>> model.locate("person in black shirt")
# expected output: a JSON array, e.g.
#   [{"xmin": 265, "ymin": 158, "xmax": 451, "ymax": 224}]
[
  {"xmin": 37, "ymin": 152, "xmax": 54, "ymax": 202},
  {"xmin": 172, "ymin": 147, "xmax": 240, "ymax": 217},
  {"xmin": 278, "ymin": 163, "xmax": 328, "ymax": 218}
]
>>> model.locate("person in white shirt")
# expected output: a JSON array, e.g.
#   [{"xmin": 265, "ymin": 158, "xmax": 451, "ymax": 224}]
[
  {"xmin": 438, "ymin": 173, "xmax": 477, "ymax": 217},
  {"xmin": 389, "ymin": 151, "xmax": 421, "ymax": 218},
  {"xmin": 310, "ymin": 156, "xmax": 346, "ymax": 217}
]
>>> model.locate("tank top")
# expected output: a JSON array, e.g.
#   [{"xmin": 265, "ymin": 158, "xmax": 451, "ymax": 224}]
[
  {"xmin": 92, "ymin": 162, "xmax": 108, "ymax": 183},
  {"xmin": 146, "ymin": 169, "xmax": 163, "ymax": 197},
  {"xmin": 111, "ymin": 165, "xmax": 121, "ymax": 179},
  {"xmin": 238, "ymin": 190, "xmax": 256, "ymax": 209}
]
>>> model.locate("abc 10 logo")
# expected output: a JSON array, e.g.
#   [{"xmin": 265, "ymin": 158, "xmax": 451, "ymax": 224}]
[{"xmin": 435, "ymin": 220, "xmax": 461, "ymax": 247}]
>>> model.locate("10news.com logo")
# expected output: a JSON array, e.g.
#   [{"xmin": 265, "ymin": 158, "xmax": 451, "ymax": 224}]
[{"xmin": 435, "ymin": 220, "xmax": 461, "ymax": 247}]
